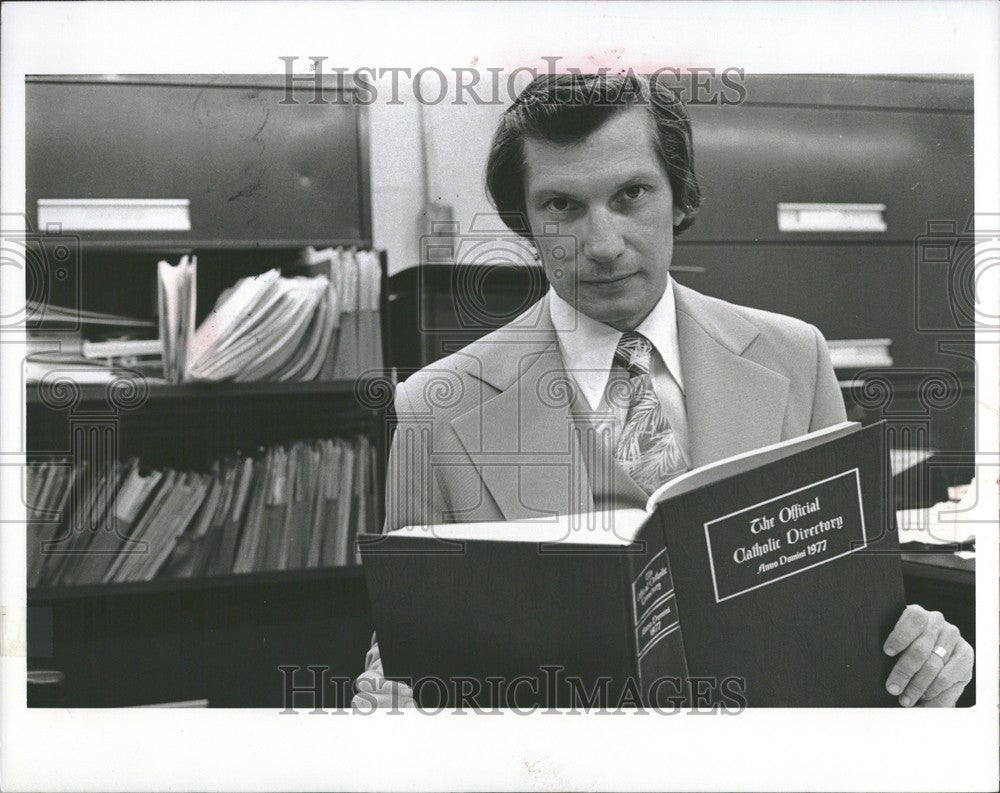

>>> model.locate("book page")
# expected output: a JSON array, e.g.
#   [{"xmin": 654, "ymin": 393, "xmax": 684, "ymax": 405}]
[
  {"xmin": 391, "ymin": 508, "xmax": 649, "ymax": 545},
  {"xmin": 646, "ymin": 421, "xmax": 862, "ymax": 510}
]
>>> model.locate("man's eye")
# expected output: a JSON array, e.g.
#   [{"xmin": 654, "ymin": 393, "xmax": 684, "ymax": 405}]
[
  {"xmin": 621, "ymin": 185, "xmax": 649, "ymax": 201},
  {"xmin": 545, "ymin": 197, "xmax": 575, "ymax": 213}
]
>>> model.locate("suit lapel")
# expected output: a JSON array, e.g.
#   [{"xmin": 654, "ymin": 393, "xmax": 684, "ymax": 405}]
[
  {"xmin": 674, "ymin": 283, "xmax": 790, "ymax": 467},
  {"xmin": 576, "ymin": 414, "xmax": 651, "ymax": 509},
  {"xmin": 448, "ymin": 284, "xmax": 792, "ymax": 515},
  {"xmin": 449, "ymin": 296, "xmax": 594, "ymax": 521}
]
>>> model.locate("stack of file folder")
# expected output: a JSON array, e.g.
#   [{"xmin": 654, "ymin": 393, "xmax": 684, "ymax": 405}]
[
  {"xmin": 26, "ymin": 434, "xmax": 376, "ymax": 589},
  {"xmin": 31, "ymin": 248, "xmax": 385, "ymax": 386},
  {"xmin": 295, "ymin": 246, "xmax": 385, "ymax": 379},
  {"xmin": 187, "ymin": 269, "xmax": 332, "ymax": 381},
  {"xmin": 185, "ymin": 247, "xmax": 383, "ymax": 383},
  {"xmin": 158, "ymin": 255, "xmax": 197, "ymax": 383}
]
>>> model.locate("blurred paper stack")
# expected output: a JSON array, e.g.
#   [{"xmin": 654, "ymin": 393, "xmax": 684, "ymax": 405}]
[
  {"xmin": 25, "ymin": 304, "xmax": 161, "ymax": 384},
  {"xmin": 157, "ymin": 255, "xmax": 197, "ymax": 383},
  {"xmin": 298, "ymin": 246, "xmax": 384, "ymax": 379},
  {"xmin": 186, "ymin": 268, "xmax": 337, "ymax": 382},
  {"xmin": 896, "ymin": 478, "xmax": 978, "ymax": 550},
  {"xmin": 152, "ymin": 247, "xmax": 383, "ymax": 383},
  {"xmin": 25, "ymin": 458, "xmax": 74, "ymax": 587}
]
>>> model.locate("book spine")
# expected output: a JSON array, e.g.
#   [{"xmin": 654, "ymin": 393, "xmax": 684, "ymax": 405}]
[{"xmin": 625, "ymin": 512, "xmax": 690, "ymax": 708}]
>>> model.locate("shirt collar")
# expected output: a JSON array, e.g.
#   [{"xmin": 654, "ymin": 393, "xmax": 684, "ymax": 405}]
[{"xmin": 549, "ymin": 276, "xmax": 685, "ymax": 411}]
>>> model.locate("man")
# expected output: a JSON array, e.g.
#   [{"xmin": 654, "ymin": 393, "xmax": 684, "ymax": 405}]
[{"xmin": 355, "ymin": 73, "xmax": 974, "ymax": 708}]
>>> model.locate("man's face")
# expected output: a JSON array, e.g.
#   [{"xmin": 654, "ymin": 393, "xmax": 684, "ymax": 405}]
[{"xmin": 523, "ymin": 106, "xmax": 684, "ymax": 332}]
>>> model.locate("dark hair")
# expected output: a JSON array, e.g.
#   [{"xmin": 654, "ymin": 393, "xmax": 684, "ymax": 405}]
[{"xmin": 485, "ymin": 73, "xmax": 701, "ymax": 238}]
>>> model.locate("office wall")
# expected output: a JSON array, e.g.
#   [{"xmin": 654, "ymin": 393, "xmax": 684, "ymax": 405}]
[
  {"xmin": 369, "ymin": 78, "xmax": 426, "ymax": 276},
  {"xmin": 369, "ymin": 74, "xmax": 508, "ymax": 274}
]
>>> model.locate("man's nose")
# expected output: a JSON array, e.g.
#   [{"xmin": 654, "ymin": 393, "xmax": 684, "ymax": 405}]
[{"xmin": 581, "ymin": 209, "xmax": 625, "ymax": 265}]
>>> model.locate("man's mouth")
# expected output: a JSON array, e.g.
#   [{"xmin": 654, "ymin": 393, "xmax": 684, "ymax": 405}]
[{"xmin": 583, "ymin": 273, "xmax": 637, "ymax": 285}]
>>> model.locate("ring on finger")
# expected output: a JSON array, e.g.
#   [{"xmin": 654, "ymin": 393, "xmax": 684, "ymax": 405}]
[{"xmin": 931, "ymin": 645, "xmax": 949, "ymax": 662}]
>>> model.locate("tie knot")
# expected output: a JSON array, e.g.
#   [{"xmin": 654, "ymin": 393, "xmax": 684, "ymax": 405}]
[{"xmin": 614, "ymin": 331, "xmax": 652, "ymax": 376}]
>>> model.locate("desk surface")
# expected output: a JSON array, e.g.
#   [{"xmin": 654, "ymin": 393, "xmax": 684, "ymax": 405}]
[{"xmin": 901, "ymin": 551, "xmax": 975, "ymax": 586}]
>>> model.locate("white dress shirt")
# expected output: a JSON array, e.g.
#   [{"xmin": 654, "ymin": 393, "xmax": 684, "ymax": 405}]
[{"xmin": 548, "ymin": 276, "xmax": 692, "ymax": 467}]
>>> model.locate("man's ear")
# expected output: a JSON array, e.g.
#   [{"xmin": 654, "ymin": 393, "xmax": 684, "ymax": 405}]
[{"xmin": 673, "ymin": 208, "xmax": 685, "ymax": 227}]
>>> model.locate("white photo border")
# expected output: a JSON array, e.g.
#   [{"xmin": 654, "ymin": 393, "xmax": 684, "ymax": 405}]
[{"xmin": 1, "ymin": 2, "xmax": 997, "ymax": 791}]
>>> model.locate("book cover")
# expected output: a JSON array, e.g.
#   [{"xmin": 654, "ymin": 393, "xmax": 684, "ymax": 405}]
[
  {"xmin": 360, "ymin": 421, "xmax": 905, "ymax": 708},
  {"xmin": 658, "ymin": 421, "xmax": 903, "ymax": 707}
]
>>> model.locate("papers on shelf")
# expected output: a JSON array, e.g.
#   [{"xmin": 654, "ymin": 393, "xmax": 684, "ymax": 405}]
[
  {"xmin": 896, "ymin": 478, "xmax": 978, "ymax": 547},
  {"xmin": 82, "ymin": 339, "xmax": 162, "ymax": 359},
  {"xmin": 889, "ymin": 447, "xmax": 935, "ymax": 476},
  {"xmin": 826, "ymin": 338, "xmax": 893, "ymax": 369},
  {"xmin": 27, "ymin": 302, "xmax": 157, "ymax": 329},
  {"xmin": 299, "ymin": 246, "xmax": 384, "ymax": 379},
  {"xmin": 25, "ymin": 354, "xmax": 166, "ymax": 385},
  {"xmin": 26, "ymin": 435, "xmax": 376, "ymax": 589},
  {"xmin": 185, "ymin": 248, "xmax": 383, "ymax": 382},
  {"xmin": 187, "ymin": 269, "xmax": 329, "ymax": 381},
  {"xmin": 26, "ymin": 304, "xmax": 162, "ymax": 384},
  {"xmin": 157, "ymin": 255, "xmax": 197, "ymax": 384}
]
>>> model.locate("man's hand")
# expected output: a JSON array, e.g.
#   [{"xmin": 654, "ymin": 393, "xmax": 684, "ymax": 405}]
[
  {"xmin": 883, "ymin": 604, "xmax": 974, "ymax": 707},
  {"xmin": 351, "ymin": 641, "xmax": 415, "ymax": 711}
]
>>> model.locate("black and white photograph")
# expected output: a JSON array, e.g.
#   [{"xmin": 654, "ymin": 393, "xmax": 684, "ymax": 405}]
[{"xmin": 1, "ymin": 1, "xmax": 997, "ymax": 791}]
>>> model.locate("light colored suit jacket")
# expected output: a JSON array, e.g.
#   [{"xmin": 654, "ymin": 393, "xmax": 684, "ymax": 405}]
[{"xmin": 382, "ymin": 282, "xmax": 847, "ymax": 532}]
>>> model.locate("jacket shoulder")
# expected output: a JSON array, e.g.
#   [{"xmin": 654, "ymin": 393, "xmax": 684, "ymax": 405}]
[
  {"xmin": 395, "ymin": 296, "xmax": 551, "ymax": 418},
  {"xmin": 676, "ymin": 285, "xmax": 825, "ymax": 376},
  {"xmin": 726, "ymin": 299, "xmax": 822, "ymax": 348},
  {"xmin": 680, "ymin": 289, "xmax": 841, "ymax": 428},
  {"xmin": 394, "ymin": 353, "xmax": 471, "ymax": 420}
]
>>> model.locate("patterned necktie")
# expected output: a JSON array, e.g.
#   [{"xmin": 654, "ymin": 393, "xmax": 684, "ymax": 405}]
[{"xmin": 612, "ymin": 332, "xmax": 688, "ymax": 494}]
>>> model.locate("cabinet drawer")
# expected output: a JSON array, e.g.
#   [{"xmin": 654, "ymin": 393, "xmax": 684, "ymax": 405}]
[
  {"xmin": 27, "ymin": 77, "xmax": 368, "ymax": 246},
  {"xmin": 684, "ymin": 103, "xmax": 973, "ymax": 243}
]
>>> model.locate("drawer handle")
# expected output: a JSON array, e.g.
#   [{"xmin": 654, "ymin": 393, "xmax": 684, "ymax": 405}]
[
  {"xmin": 778, "ymin": 203, "xmax": 887, "ymax": 232},
  {"xmin": 27, "ymin": 670, "xmax": 65, "ymax": 685}
]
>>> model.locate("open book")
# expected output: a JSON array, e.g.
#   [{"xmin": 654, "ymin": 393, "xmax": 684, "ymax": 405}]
[
  {"xmin": 387, "ymin": 420, "xmax": 862, "ymax": 546},
  {"xmin": 362, "ymin": 421, "xmax": 905, "ymax": 708}
]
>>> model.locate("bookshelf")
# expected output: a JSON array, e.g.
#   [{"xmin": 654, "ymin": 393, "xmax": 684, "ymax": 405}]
[
  {"xmin": 27, "ymin": 564, "xmax": 375, "ymax": 708},
  {"xmin": 28, "ymin": 564, "xmax": 367, "ymax": 603},
  {"xmin": 26, "ymin": 279, "xmax": 391, "ymax": 707},
  {"xmin": 25, "ymin": 74, "xmax": 388, "ymax": 708},
  {"xmin": 25, "ymin": 372, "xmax": 392, "ymax": 577},
  {"xmin": 26, "ymin": 377, "xmax": 384, "ymax": 405}
]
